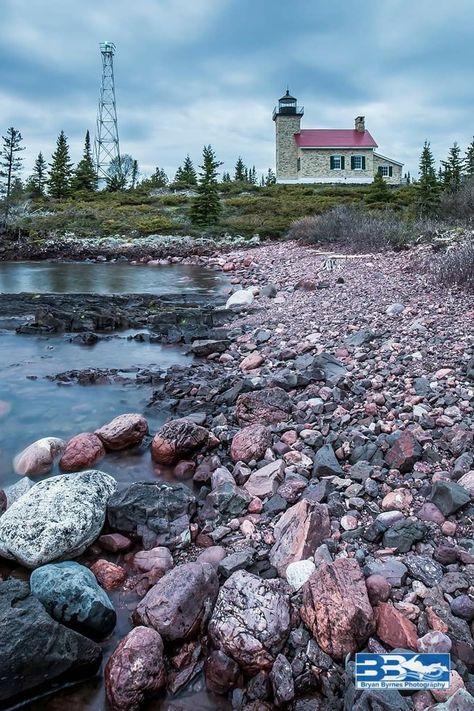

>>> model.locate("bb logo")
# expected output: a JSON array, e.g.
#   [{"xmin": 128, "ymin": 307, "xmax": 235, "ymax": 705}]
[{"xmin": 355, "ymin": 653, "xmax": 451, "ymax": 690}]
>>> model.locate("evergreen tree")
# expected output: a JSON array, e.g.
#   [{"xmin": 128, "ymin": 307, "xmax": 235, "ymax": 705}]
[
  {"xmin": 190, "ymin": 144, "xmax": 223, "ymax": 226},
  {"xmin": 260, "ymin": 175, "xmax": 265, "ymax": 187},
  {"xmin": 234, "ymin": 157, "xmax": 246, "ymax": 182},
  {"xmin": 221, "ymin": 171, "xmax": 231, "ymax": 183},
  {"xmin": 441, "ymin": 141, "xmax": 462, "ymax": 191},
  {"xmin": 265, "ymin": 168, "xmax": 276, "ymax": 186},
  {"xmin": 244, "ymin": 167, "xmax": 249, "ymax": 183},
  {"xmin": 366, "ymin": 172, "xmax": 391, "ymax": 204},
  {"xmin": 149, "ymin": 166, "xmax": 168, "ymax": 188},
  {"xmin": 28, "ymin": 152, "xmax": 47, "ymax": 197},
  {"xmin": 248, "ymin": 166, "xmax": 257, "ymax": 185},
  {"xmin": 48, "ymin": 130, "xmax": 73, "ymax": 199},
  {"xmin": 10, "ymin": 177, "xmax": 24, "ymax": 202},
  {"xmin": 173, "ymin": 155, "xmax": 197, "ymax": 187},
  {"xmin": 417, "ymin": 141, "xmax": 440, "ymax": 213},
  {"xmin": 106, "ymin": 154, "xmax": 137, "ymax": 191},
  {"xmin": 464, "ymin": 137, "xmax": 474, "ymax": 176},
  {"xmin": 0, "ymin": 127, "xmax": 25, "ymax": 217},
  {"xmin": 131, "ymin": 160, "xmax": 139, "ymax": 189},
  {"xmin": 71, "ymin": 130, "xmax": 97, "ymax": 193}
]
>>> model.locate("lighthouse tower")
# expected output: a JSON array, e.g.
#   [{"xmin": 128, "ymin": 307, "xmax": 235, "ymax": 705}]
[{"xmin": 273, "ymin": 90, "xmax": 304, "ymax": 182}]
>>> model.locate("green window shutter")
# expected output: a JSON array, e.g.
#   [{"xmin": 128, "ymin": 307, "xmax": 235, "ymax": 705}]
[
  {"xmin": 389, "ymin": 166, "xmax": 393, "ymax": 177},
  {"xmin": 362, "ymin": 156, "xmax": 366, "ymax": 170},
  {"xmin": 378, "ymin": 166, "xmax": 383, "ymax": 175},
  {"xmin": 330, "ymin": 156, "xmax": 335, "ymax": 170},
  {"xmin": 341, "ymin": 156, "xmax": 345, "ymax": 170},
  {"xmin": 351, "ymin": 156, "xmax": 355, "ymax": 170}
]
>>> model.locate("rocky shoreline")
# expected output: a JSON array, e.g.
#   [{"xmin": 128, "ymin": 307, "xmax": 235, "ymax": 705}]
[{"xmin": 0, "ymin": 241, "xmax": 473, "ymax": 710}]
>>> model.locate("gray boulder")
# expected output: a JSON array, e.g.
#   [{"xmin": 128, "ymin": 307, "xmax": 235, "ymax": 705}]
[
  {"xmin": 30, "ymin": 561, "xmax": 116, "ymax": 637},
  {"xmin": 312, "ymin": 444, "xmax": 343, "ymax": 477},
  {"xmin": 0, "ymin": 470, "xmax": 116, "ymax": 568}
]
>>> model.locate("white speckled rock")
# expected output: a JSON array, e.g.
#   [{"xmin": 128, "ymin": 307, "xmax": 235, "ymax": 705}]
[
  {"xmin": 225, "ymin": 289, "xmax": 254, "ymax": 310},
  {"xmin": 0, "ymin": 470, "xmax": 117, "ymax": 568},
  {"xmin": 285, "ymin": 560, "xmax": 316, "ymax": 590},
  {"xmin": 13, "ymin": 437, "xmax": 66, "ymax": 476}
]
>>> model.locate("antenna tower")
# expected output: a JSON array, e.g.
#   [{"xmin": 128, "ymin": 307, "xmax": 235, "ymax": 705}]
[{"xmin": 94, "ymin": 41, "xmax": 120, "ymax": 181}]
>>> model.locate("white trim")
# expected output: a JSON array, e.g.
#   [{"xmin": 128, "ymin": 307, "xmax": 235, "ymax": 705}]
[
  {"xmin": 373, "ymin": 152, "xmax": 404, "ymax": 167},
  {"xmin": 299, "ymin": 146, "xmax": 375, "ymax": 150},
  {"xmin": 277, "ymin": 176, "xmax": 374, "ymax": 185}
]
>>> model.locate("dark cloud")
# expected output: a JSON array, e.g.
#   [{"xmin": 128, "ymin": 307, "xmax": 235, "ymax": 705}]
[{"xmin": 1, "ymin": 0, "xmax": 473, "ymax": 179}]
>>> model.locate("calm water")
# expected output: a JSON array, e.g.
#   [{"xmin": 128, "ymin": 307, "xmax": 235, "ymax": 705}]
[{"xmin": 0, "ymin": 260, "xmax": 226, "ymax": 295}]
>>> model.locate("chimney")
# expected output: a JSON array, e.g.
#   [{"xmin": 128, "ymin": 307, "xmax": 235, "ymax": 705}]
[{"xmin": 355, "ymin": 116, "xmax": 365, "ymax": 133}]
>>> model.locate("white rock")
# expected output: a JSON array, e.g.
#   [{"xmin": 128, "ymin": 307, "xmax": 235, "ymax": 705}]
[
  {"xmin": 0, "ymin": 470, "xmax": 117, "ymax": 568},
  {"xmin": 285, "ymin": 560, "xmax": 316, "ymax": 590},
  {"xmin": 386, "ymin": 303, "xmax": 404, "ymax": 316},
  {"xmin": 13, "ymin": 437, "xmax": 66, "ymax": 476},
  {"xmin": 225, "ymin": 289, "xmax": 254, "ymax": 309},
  {"xmin": 3, "ymin": 477, "xmax": 35, "ymax": 507},
  {"xmin": 457, "ymin": 470, "xmax": 474, "ymax": 495}
]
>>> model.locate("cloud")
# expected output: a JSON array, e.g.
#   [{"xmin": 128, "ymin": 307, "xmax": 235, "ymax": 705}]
[{"xmin": 0, "ymin": 0, "xmax": 473, "ymax": 179}]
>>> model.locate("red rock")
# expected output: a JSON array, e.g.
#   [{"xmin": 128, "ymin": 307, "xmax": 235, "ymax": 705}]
[
  {"xmin": 426, "ymin": 607, "xmax": 449, "ymax": 633},
  {"xmin": 375, "ymin": 602, "xmax": 418, "ymax": 650},
  {"xmin": 269, "ymin": 500, "xmax": 331, "ymax": 576},
  {"xmin": 236, "ymin": 387, "xmax": 292, "ymax": 426},
  {"xmin": 230, "ymin": 424, "xmax": 271, "ymax": 463},
  {"xmin": 59, "ymin": 432, "xmax": 105, "ymax": 472},
  {"xmin": 132, "ymin": 547, "xmax": 173, "ymax": 575},
  {"xmin": 301, "ymin": 559, "xmax": 375, "ymax": 660},
  {"xmin": 91, "ymin": 559, "xmax": 127, "ymax": 590},
  {"xmin": 431, "ymin": 671, "xmax": 465, "ymax": 702},
  {"xmin": 281, "ymin": 430, "xmax": 298, "ymax": 445},
  {"xmin": 196, "ymin": 546, "xmax": 226, "ymax": 568},
  {"xmin": 417, "ymin": 502, "xmax": 445, "ymax": 524},
  {"xmin": 99, "ymin": 533, "xmax": 132, "ymax": 553},
  {"xmin": 248, "ymin": 498, "xmax": 263, "ymax": 513},
  {"xmin": 385, "ymin": 430, "xmax": 421, "ymax": 473},
  {"xmin": 173, "ymin": 460, "xmax": 196, "ymax": 480},
  {"xmin": 222, "ymin": 262, "xmax": 235, "ymax": 272},
  {"xmin": 95, "ymin": 413, "xmax": 148, "ymax": 451},
  {"xmin": 240, "ymin": 352, "xmax": 264, "ymax": 371},
  {"xmin": 381, "ymin": 488, "xmax": 413, "ymax": 511},
  {"xmin": 244, "ymin": 460, "xmax": 284, "ymax": 498},
  {"xmin": 105, "ymin": 626, "xmax": 166, "ymax": 710},
  {"xmin": 204, "ymin": 650, "xmax": 240, "ymax": 694},
  {"xmin": 365, "ymin": 575, "xmax": 392, "ymax": 606},
  {"xmin": 151, "ymin": 418, "xmax": 209, "ymax": 465}
]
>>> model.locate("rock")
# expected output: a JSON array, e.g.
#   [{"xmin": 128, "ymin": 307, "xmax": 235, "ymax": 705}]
[
  {"xmin": 269, "ymin": 500, "xmax": 331, "ymax": 576},
  {"xmin": 202, "ymin": 479, "xmax": 251, "ymax": 522},
  {"xmin": 0, "ymin": 579, "xmax": 102, "ymax": 703},
  {"xmin": 386, "ymin": 303, "xmax": 405, "ymax": 316},
  {"xmin": 345, "ymin": 330, "xmax": 375, "ymax": 347},
  {"xmin": 312, "ymin": 443, "xmax": 343, "ymax": 477},
  {"xmin": 431, "ymin": 671, "xmax": 465, "ymax": 703},
  {"xmin": 382, "ymin": 518, "xmax": 427, "ymax": 553},
  {"xmin": 270, "ymin": 654, "xmax": 294, "ymax": 707},
  {"xmin": 132, "ymin": 547, "xmax": 173, "ymax": 575},
  {"xmin": 417, "ymin": 502, "xmax": 445, "ymax": 524},
  {"xmin": 363, "ymin": 558, "xmax": 408, "ymax": 587},
  {"xmin": 301, "ymin": 559, "xmax": 375, "ymax": 660},
  {"xmin": 240, "ymin": 352, "xmax": 265, "ymax": 371},
  {"xmin": 405, "ymin": 556, "xmax": 444, "ymax": 587},
  {"xmin": 30, "ymin": 561, "xmax": 116, "ymax": 637},
  {"xmin": 417, "ymin": 631, "xmax": 452, "ymax": 653},
  {"xmin": 219, "ymin": 548, "xmax": 255, "ymax": 578},
  {"xmin": 244, "ymin": 460, "xmax": 284, "ymax": 498},
  {"xmin": 385, "ymin": 430, "xmax": 421, "ymax": 473},
  {"xmin": 99, "ymin": 533, "xmax": 132, "ymax": 553},
  {"xmin": 204, "ymin": 651, "xmax": 240, "ymax": 695},
  {"xmin": 105, "ymin": 626, "xmax": 166, "ymax": 711},
  {"xmin": 59, "ymin": 432, "xmax": 105, "ymax": 472},
  {"xmin": 450, "ymin": 594, "xmax": 474, "ymax": 621},
  {"xmin": 13, "ymin": 436, "xmax": 66, "ymax": 476},
  {"xmin": 226, "ymin": 289, "xmax": 254, "ymax": 309},
  {"xmin": 285, "ymin": 560, "xmax": 316, "ymax": 591},
  {"xmin": 95, "ymin": 413, "xmax": 148, "ymax": 451},
  {"xmin": 90, "ymin": 559, "xmax": 127, "ymax": 590},
  {"xmin": 381, "ymin": 488, "xmax": 413, "ymax": 511},
  {"xmin": 375, "ymin": 602, "xmax": 418, "ymax": 650},
  {"xmin": 365, "ymin": 575, "xmax": 391, "ymax": 606},
  {"xmin": 457, "ymin": 470, "xmax": 474, "ymax": 495},
  {"xmin": 231, "ymin": 425, "xmax": 272, "ymax": 463},
  {"xmin": 151, "ymin": 418, "xmax": 209, "ymax": 464},
  {"xmin": 208, "ymin": 570, "xmax": 291, "ymax": 673},
  {"xmin": 173, "ymin": 460, "xmax": 196, "ymax": 480},
  {"xmin": 430, "ymin": 480, "xmax": 471, "ymax": 515},
  {"xmin": 261, "ymin": 284, "xmax": 277, "ymax": 298},
  {"xmin": 236, "ymin": 387, "xmax": 292, "ymax": 426},
  {"xmin": 107, "ymin": 481, "xmax": 195, "ymax": 549},
  {"xmin": 427, "ymin": 690, "xmax": 474, "ymax": 711},
  {"xmin": 0, "ymin": 470, "xmax": 116, "ymax": 568},
  {"xmin": 2, "ymin": 477, "xmax": 34, "ymax": 507},
  {"xmin": 133, "ymin": 562, "xmax": 219, "ymax": 641},
  {"xmin": 196, "ymin": 546, "xmax": 226, "ymax": 568},
  {"xmin": 191, "ymin": 339, "xmax": 229, "ymax": 357},
  {"xmin": 346, "ymin": 687, "xmax": 411, "ymax": 711},
  {"xmin": 312, "ymin": 352, "xmax": 347, "ymax": 383}
]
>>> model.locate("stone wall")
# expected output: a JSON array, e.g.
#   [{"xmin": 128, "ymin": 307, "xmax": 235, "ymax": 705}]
[
  {"xmin": 275, "ymin": 115, "xmax": 302, "ymax": 180},
  {"xmin": 299, "ymin": 149, "xmax": 374, "ymax": 183},
  {"xmin": 372, "ymin": 154, "xmax": 403, "ymax": 185}
]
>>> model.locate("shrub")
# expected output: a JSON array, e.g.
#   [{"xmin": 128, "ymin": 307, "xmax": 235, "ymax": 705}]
[
  {"xmin": 430, "ymin": 236, "xmax": 474, "ymax": 290},
  {"xmin": 439, "ymin": 178, "xmax": 474, "ymax": 222}
]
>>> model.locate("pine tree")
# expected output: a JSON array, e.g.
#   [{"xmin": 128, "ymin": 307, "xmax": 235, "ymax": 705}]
[
  {"xmin": 190, "ymin": 145, "xmax": 223, "ymax": 226},
  {"xmin": 0, "ymin": 127, "xmax": 25, "ymax": 217},
  {"xmin": 28, "ymin": 152, "xmax": 47, "ymax": 197},
  {"xmin": 149, "ymin": 166, "xmax": 168, "ymax": 188},
  {"xmin": 417, "ymin": 141, "xmax": 440, "ymax": 213},
  {"xmin": 48, "ymin": 130, "xmax": 73, "ymax": 199},
  {"xmin": 464, "ymin": 137, "xmax": 474, "ymax": 176},
  {"xmin": 265, "ymin": 168, "xmax": 276, "ymax": 186},
  {"xmin": 234, "ymin": 157, "xmax": 246, "ymax": 182},
  {"xmin": 441, "ymin": 142, "xmax": 462, "ymax": 191},
  {"xmin": 221, "ymin": 171, "xmax": 231, "ymax": 183},
  {"xmin": 173, "ymin": 155, "xmax": 197, "ymax": 187},
  {"xmin": 71, "ymin": 130, "xmax": 97, "ymax": 193},
  {"xmin": 248, "ymin": 166, "xmax": 257, "ymax": 185},
  {"xmin": 260, "ymin": 175, "xmax": 265, "ymax": 187},
  {"xmin": 366, "ymin": 172, "xmax": 391, "ymax": 204},
  {"xmin": 131, "ymin": 160, "xmax": 139, "ymax": 189}
]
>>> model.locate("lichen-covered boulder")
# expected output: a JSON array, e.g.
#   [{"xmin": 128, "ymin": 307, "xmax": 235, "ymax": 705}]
[{"xmin": 151, "ymin": 418, "xmax": 209, "ymax": 465}]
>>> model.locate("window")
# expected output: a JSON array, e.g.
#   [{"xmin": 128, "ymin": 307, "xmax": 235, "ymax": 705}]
[
  {"xmin": 351, "ymin": 155, "xmax": 363, "ymax": 170},
  {"xmin": 330, "ymin": 155, "xmax": 345, "ymax": 170},
  {"xmin": 378, "ymin": 165, "xmax": 393, "ymax": 177},
  {"xmin": 297, "ymin": 157, "xmax": 301, "ymax": 171}
]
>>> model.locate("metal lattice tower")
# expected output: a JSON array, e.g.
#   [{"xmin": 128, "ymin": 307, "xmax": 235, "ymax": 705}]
[{"xmin": 94, "ymin": 41, "xmax": 120, "ymax": 181}]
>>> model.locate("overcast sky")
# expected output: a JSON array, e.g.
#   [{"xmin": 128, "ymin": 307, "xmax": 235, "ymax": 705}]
[{"xmin": 0, "ymin": 0, "xmax": 473, "ymax": 181}]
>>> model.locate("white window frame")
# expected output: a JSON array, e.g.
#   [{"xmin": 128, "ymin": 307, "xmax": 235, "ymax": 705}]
[
  {"xmin": 379, "ymin": 165, "xmax": 390, "ymax": 177},
  {"xmin": 352, "ymin": 155, "xmax": 363, "ymax": 170},
  {"xmin": 331, "ymin": 155, "xmax": 342, "ymax": 170}
]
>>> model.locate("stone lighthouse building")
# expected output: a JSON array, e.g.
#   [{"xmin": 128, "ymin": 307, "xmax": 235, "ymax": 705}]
[{"xmin": 273, "ymin": 90, "xmax": 403, "ymax": 185}]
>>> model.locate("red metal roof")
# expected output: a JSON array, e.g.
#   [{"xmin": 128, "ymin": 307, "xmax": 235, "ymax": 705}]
[{"xmin": 294, "ymin": 129, "xmax": 378, "ymax": 148}]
